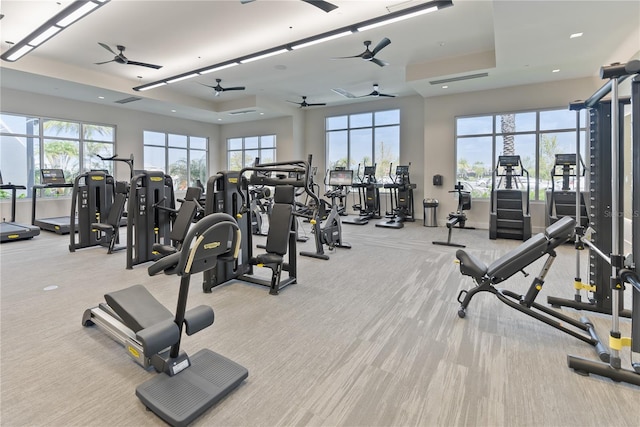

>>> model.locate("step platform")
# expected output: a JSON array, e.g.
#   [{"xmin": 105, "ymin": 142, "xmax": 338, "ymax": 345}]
[{"xmin": 136, "ymin": 348, "xmax": 248, "ymax": 427}]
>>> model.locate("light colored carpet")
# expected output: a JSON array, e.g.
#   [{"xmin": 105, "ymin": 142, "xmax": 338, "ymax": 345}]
[{"xmin": 1, "ymin": 218, "xmax": 638, "ymax": 426}]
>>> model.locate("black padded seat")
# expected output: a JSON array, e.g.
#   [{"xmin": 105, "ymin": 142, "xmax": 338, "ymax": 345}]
[
  {"xmin": 105, "ymin": 284, "xmax": 173, "ymax": 332},
  {"xmin": 544, "ymin": 215, "xmax": 575, "ymax": 241},
  {"xmin": 456, "ymin": 250, "xmax": 488, "ymax": 278}
]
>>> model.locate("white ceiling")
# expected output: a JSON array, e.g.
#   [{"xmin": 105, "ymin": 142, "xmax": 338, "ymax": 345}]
[{"xmin": 1, "ymin": 0, "xmax": 639, "ymax": 124}]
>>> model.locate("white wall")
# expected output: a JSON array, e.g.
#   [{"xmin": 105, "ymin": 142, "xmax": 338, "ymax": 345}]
[{"xmin": 424, "ymin": 76, "xmax": 603, "ymax": 232}]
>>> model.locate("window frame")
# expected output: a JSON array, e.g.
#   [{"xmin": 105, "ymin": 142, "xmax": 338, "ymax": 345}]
[
  {"xmin": 325, "ymin": 109, "xmax": 401, "ymax": 182},
  {"xmin": 0, "ymin": 112, "xmax": 116, "ymax": 198},
  {"xmin": 143, "ymin": 130, "xmax": 208, "ymax": 191},
  {"xmin": 455, "ymin": 107, "xmax": 587, "ymax": 200},
  {"xmin": 226, "ymin": 134, "xmax": 276, "ymax": 170}
]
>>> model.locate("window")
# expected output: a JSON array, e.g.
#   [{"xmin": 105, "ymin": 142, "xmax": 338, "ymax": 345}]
[
  {"xmin": 143, "ymin": 131, "xmax": 208, "ymax": 191},
  {"xmin": 227, "ymin": 135, "xmax": 276, "ymax": 170},
  {"xmin": 326, "ymin": 109, "xmax": 400, "ymax": 181},
  {"xmin": 0, "ymin": 113, "xmax": 115, "ymax": 198},
  {"xmin": 455, "ymin": 108, "xmax": 587, "ymax": 199}
]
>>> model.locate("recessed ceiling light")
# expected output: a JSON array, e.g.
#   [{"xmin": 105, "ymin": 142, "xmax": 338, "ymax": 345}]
[
  {"xmin": 98, "ymin": 96, "xmax": 104, "ymax": 99},
  {"xmin": 217, "ymin": 118, "xmax": 222, "ymax": 121},
  {"xmin": 442, "ymin": 85, "xmax": 448, "ymax": 89},
  {"xmin": 171, "ymin": 109, "xmax": 176, "ymax": 113},
  {"xmin": 569, "ymin": 32, "xmax": 583, "ymax": 39},
  {"xmin": 552, "ymin": 69, "xmax": 560, "ymax": 73}
]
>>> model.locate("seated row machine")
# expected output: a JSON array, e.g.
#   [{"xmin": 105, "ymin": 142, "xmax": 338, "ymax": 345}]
[
  {"xmin": 454, "ymin": 216, "xmax": 608, "ymax": 361},
  {"xmin": 83, "ymin": 213, "xmax": 248, "ymax": 426}
]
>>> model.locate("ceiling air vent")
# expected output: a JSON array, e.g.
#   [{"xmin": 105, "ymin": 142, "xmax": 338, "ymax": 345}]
[
  {"xmin": 331, "ymin": 88, "xmax": 356, "ymax": 98},
  {"xmin": 114, "ymin": 96, "xmax": 142, "ymax": 104},
  {"xmin": 429, "ymin": 72, "xmax": 489, "ymax": 85}
]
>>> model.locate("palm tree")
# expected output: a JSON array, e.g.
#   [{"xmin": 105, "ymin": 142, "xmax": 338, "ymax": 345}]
[{"xmin": 500, "ymin": 113, "xmax": 515, "ymax": 155}]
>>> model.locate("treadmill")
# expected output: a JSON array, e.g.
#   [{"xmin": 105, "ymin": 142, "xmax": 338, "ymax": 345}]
[
  {"xmin": 31, "ymin": 168, "xmax": 74, "ymax": 234},
  {"xmin": 0, "ymin": 172, "xmax": 40, "ymax": 242}
]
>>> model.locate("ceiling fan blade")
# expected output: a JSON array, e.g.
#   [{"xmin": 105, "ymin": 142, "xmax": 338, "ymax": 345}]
[
  {"xmin": 240, "ymin": 0, "xmax": 255, "ymax": 3},
  {"xmin": 307, "ymin": 103, "xmax": 327, "ymax": 106},
  {"xmin": 126, "ymin": 61, "xmax": 163, "ymax": 69},
  {"xmin": 301, "ymin": 0, "xmax": 338, "ymax": 12},
  {"xmin": 370, "ymin": 58, "xmax": 389, "ymax": 67},
  {"xmin": 98, "ymin": 42, "xmax": 117, "ymax": 55},
  {"xmin": 371, "ymin": 38, "xmax": 391, "ymax": 56},
  {"xmin": 331, "ymin": 54, "xmax": 363, "ymax": 60},
  {"xmin": 223, "ymin": 86, "xmax": 246, "ymax": 91},
  {"xmin": 378, "ymin": 93, "xmax": 396, "ymax": 98},
  {"xmin": 198, "ymin": 83, "xmax": 217, "ymax": 89},
  {"xmin": 94, "ymin": 60, "xmax": 115, "ymax": 65}
]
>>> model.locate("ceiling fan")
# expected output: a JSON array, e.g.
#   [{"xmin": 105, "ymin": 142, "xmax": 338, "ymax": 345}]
[
  {"xmin": 95, "ymin": 43, "xmax": 162, "ymax": 69},
  {"xmin": 333, "ymin": 38, "xmax": 391, "ymax": 67},
  {"xmin": 200, "ymin": 79, "xmax": 246, "ymax": 96},
  {"xmin": 359, "ymin": 84, "xmax": 395, "ymax": 98},
  {"xmin": 288, "ymin": 96, "xmax": 327, "ymax": 108},
  {"xmin": 240, "ymin": 0, "xmax": 337, "ymax": 13}
]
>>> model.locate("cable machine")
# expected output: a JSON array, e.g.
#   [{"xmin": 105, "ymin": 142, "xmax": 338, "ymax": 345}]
[{"xmin": 566, "ymin": 60, "xmax": 640, "ymax": 385}]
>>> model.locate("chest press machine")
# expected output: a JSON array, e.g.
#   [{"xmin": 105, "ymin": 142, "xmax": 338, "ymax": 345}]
[
  {"xmin": 455, "ymin": 216, "xmax": 609, "ymax": 360},
  {"xmin": 82, "ymin": 213, "xmax": 248, "ymax": 426}
]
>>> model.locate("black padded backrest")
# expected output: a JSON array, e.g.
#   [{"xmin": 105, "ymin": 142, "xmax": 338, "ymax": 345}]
[
  {"xmin": 265, "ymin": 186, "xmax": 294, "ymax": 256},
  {"xmin": 273, "ymin": 185, "xmax": 295, "ymax": 204},
  {"xmin": 106, "ymin": 192, "xmax": 127, "ymax": 227},
  {"xmin": 545, "ymin": 216, "xmax": 575, "ymax": 246},
  {"xmin": 169, "ymin": 200, "xmax": 198, "ymax": 242},
  {"xmin": 184, "ymin": 186, "xmax": 202, "ymax": 201},
  {"xmin": 459, "ymin": 192, "xmax": 471, "ymax": 211},
  {"xmin": 148, "ymin": 213, "xmax": 241, "ymax": 277},
  {"xmin": 105, "ymin": 284, "xmax": 173, "ymax": 332},
  {"xmin": 487, "ymin": 234, "xmax": 549, "ymax": 283}
]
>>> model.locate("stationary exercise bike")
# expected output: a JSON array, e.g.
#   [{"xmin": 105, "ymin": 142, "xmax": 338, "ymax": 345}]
[
  {"xmin": 300, "ymin": 169, "xmax": 352, "ymax": 260},
  {"xmin": 82, "ymin": 213, "xmax": 248, "ymax": 426},
  {"xmin": 433, "ymin": 182, "xmax": 474, "ymax": 248}
]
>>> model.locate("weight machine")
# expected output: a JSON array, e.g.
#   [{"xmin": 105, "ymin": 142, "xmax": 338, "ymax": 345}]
[{"xmin": 566, "ymin": 60, "xmax": 640, "ymax": 385}]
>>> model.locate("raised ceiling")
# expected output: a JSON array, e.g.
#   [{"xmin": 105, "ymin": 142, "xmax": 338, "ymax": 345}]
[{"xmin": 1, "ymin": 0, "xmax": 639, "ymax": 123}]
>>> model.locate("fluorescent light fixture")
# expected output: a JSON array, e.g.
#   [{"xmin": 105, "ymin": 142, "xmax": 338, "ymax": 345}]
[
  {"xmin": 239, "ymin": 49, "xmax": 289, "ymax": 64},
  {"xmin": 1, "ymin": 0, "xmax": 110, "ymax": 62},
  {"xmin": 358, "ymin": 6, "xmax": 438, "ymax": 32},
  {"xmin": 133, "ymin": 0, "xmax": 453, "ymax": 92},
  {"xmin": 166, "ymin": 73, "xmax": 199, "ymax": 84},
  {"xmin": 199, "ymin": 63, "xmax": 238, "ymax": 75},
  {"xmin": 137, "ymin": 82, "xmax": 167, "ymax": 91},
  {"xmin": 5, "ymin": 45, "xmax": 35, "ymax": 62},
  {"xmin": 570, "ymin": 32, "xmax": 583, "ymax": 39},
  {"xmin": 291, "ymin": 31, "xmax": 352, "ymax": 50},
  {"xmin": 56, "ymin": 2, "xmax": 99, "ymax": 27},
  {"xmin": 29, "ymin": 26, "xmax": 62, "ymax": 46}
]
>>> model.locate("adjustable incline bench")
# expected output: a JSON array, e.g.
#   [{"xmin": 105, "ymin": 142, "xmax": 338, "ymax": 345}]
[{"xmin": 455, "ymin": 216, "xmax": 608, "ymax": 360}]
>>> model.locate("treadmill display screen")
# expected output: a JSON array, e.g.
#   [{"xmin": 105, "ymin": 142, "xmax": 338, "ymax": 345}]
[
  {"xmin": 395, "ymin": 165, "xmax": 409, "ymax": 175},
  {"xmin": 40, "ymin": 169, "xmax": 66, "ymax": 184},
  {"xmin": 328, "ymin": 169, "xmax": 353, "ymax": 186},
  {"xmin": 555, "ymin": 153, "xmax": 577, "ymax": 165}
]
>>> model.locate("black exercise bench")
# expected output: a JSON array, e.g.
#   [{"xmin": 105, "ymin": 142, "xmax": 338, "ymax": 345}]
[{"xmin": 455, "ymin": 216, "xmax": 608, "ymax": 359}]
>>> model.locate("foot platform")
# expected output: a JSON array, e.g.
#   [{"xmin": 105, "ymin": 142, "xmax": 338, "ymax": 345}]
[{"xmin": 136, "ymin": 348, "xmax": 248, "ymax": 427}]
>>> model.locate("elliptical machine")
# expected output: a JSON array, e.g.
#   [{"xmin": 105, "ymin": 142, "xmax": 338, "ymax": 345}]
[
  {"xmin": 376, "ymin": 164, "xmax": 416, "ymax": 229},
  {"xmin": 342, "ymin": 164, "xmax": 380, "ymax": 225},
  {"xmin": 433, "ymin": 182, "xmax": 474, "ymax": 248}
]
